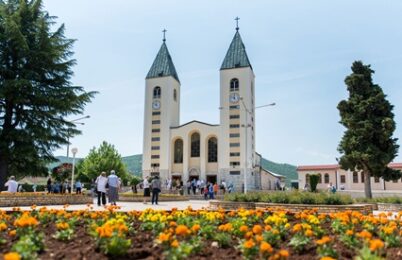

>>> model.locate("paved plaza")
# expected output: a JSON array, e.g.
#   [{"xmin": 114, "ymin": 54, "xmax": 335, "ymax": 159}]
[{"xmin": 0, "ymin": 199, "xmax": 211, "ymax": 212}]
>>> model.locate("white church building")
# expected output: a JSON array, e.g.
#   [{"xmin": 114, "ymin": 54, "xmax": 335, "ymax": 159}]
[{"xmin": 142, "ymin": 26, "xmax": 283, "ymax": 191}]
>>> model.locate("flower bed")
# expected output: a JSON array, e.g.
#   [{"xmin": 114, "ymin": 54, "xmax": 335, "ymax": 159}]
[
  {"xmin": 0, "ymin": 207, "xmax": 401, "ymax": 259},
  {"xmin": 0, "ymin": 193, "xmax": 92, "ymax": 207}
]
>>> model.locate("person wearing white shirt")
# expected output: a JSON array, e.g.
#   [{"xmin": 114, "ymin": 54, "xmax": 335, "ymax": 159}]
[
  {"xmin": 95, "ymin": 172, "xmax": 108, "ymax": 206},
  {"xmin": 5, "ymin": 176, "xmax": 18, "ymax": 193}
]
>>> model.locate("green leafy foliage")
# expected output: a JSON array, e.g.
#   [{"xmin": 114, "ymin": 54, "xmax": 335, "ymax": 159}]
[
  {"xmin": 0, "ymin": 0, "xmax": 96, "ymax": 186},
  {"xmin": 337, "ymin": 61, "xmax": 401, "ymax": 198},
  {"xmin": 309, "ymin": 174, "xmax": 320, "ymax": 192},
  {"xmin": 78, "ymin": 141, "xmax": 129, "ymax": 182}
]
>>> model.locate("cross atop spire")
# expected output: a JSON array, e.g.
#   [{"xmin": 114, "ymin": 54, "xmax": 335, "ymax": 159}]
[
  {"xmin": 235, "ymin": 17, "xmax": 240, "ymax": 31},
  {"xmin": 162, "ymin": 29, "xmax": 167, "ymax": 42}
]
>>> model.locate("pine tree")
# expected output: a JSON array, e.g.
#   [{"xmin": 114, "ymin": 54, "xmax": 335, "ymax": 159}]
[
  {"xmin": 337, "ymin": 61, "xmax": 400, "ymax": 198},
  {"xmin": 0, "ymin": 0, "xmax": 96, "ymax": 187}
]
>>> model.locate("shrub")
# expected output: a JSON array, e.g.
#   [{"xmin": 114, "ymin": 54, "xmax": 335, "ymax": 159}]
[
  {"xmin": 224, "ymin": 191, "xmax": 353, "ymax": 205},
  {"xmin": 355, "ymin": 197, "xmax": 402, "ymax": 204}
]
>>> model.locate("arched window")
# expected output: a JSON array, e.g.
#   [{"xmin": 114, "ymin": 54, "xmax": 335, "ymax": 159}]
[
  {"xmin": 153, "ymin": 86, "xmax": 161, "ymax": 99},
  {"xmin": 174, "ymin": 139, "xmax": 183, "ymax": 163},
  {"xmin": 173, "ymin": 89, "xmax": 177, "ymax": 101},
  {"xmin": 306, "ymin": 174, "xmax": 310, "ymax": 184},
  {"xmin": 353, "ymin": 172, "xmax": 358, "ymax": 183},
  {"xmin": 324, "ymin": 173, "xmax": 330, "ymax": 184},
  {"xmin": 230, "ymin": 78, "xmax": 239, "ymax": 92},
  {"xmin": 191, "ymin": 133, "xmax": 200, "ymax": 157},
  {"xmin": 318, "ymin": 174, "xmax": 322, "ymax": 183},
  {"xmin": 208, "ymin": 137, "xmax": 218, "ymax": 163}
]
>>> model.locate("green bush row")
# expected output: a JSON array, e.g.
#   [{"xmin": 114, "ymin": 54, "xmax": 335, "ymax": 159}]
[
  {"xmin": 354, "ymin": 196, "xmax": 402, "ymax": 204},
  {"xmin": 224, "ymin": 191, "xmax": 354, "ymax": 205}
]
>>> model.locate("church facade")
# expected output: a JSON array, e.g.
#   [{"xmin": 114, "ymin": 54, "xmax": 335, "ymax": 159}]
[{"xmin": 142, "ymin": 27, "xmax": 280, "ymax": 191}]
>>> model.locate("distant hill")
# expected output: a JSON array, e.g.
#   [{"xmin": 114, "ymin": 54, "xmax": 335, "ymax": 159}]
[{"xmin": 50, "ymin": 154, "xmax": 298, "ymax": 184}]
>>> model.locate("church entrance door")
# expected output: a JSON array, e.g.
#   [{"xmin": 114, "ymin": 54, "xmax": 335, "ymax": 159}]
[{"xmin": 206, "ymin": 175, "xmax": 217, "ymax": 184}]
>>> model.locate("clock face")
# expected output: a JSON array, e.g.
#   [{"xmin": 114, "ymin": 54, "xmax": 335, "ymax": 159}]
[
  {"xmin": 229, "ymin": 93, "xmax": 240, "ymax": 103},
  {"xmin": 152, "ymin": 100, "xmax": 161, "ymax": 110}
]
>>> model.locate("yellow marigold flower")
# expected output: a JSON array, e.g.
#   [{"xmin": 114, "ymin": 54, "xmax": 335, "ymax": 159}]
[
  {"xmin": 245, "ymin": 231, "xmax": 253, "ymax": 239},
  {"xmin": 260, "ymin": 241, "xmax": 273, "ymax": 253},
  {"xmin": 158, "ymin": 232, "xmax": 170, "ymax": 242},
  {"xmin": 272, "ymin": 229, "xmax": 280, "ymax": 235},
  {"xmin": 305, "ymin": 230, "xmax": 314, "ymax": 237},
  {"xmin": 369, "ymin": 239, "xmax": 384, "ymax": 252},
  {"xmin": 278, "ymin": 249, "xmax": 289, "ymax": 258},
  {"xmin": 56, "ymin": 222, "xmax": 69, "ymax": 230},
  {"xmin": 239, "ymin": 225, "xmax": 248, "ymax": 233},
  {"xmin": 316, "ymin": 236, "xmax": 331, "ymax": 245},
  {"xmin": 320, "ymin": 257, "xmax": 336, "ymax": 260},
  {"xmin": 191, "ymin": 224, "xmax": 201, "ymax": 233},
  {"xmin": 171, "ymin": 240, "xmax": 179, "ymax": 248},
  {"xmin": 175, "ymin": 225, "xmax": 190, "ymax": 236},
  {"xmin": 252, "ymin": 224, "xmax": 263, "ymax": 235},
  {"xmin": 346, "ymin": 229, "xmax": 354, "ymax": 236},
  {"xmin": 285, "ymin": 223, "xmax": 290, "ymax": 229},
  {"xmin": 9, "ymin": 230, "xmax": 16, "ymax": 237},
  {"xmin": 4, "ymin": 252, "xmax": 21, "ymax": 260},
  {"xmin": 357, "ymin": 230, "xmax": 372, "ymax": 240},
  {"xmin": 243, "ymin": 239, "xmax": 255, "ymax": 249},
  {"xmin": 0, "ymin": 222, "xmax": 7, "ymax": 231}
]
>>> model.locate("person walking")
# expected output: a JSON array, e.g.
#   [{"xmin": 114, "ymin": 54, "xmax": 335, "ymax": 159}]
[
  {"xmin": 47, "ymin": 177, "xmax": 52, "ymax": 193},
  {"xmin": 107, "ymin": 170, "xmax": 120, "ymax": 206},
  {"xmin": 75, "ymin": 180, "xmax": 82, "ymax": 194},
  {"xmin": 95, "ymin": 172, "xmax": 108, "ymax": 206},
  {"xmin": 151, "ymin": 176, "xmax": 162, "ymax": 205},
  {"xmin": 213, "ymin": 182, "xmax": 219, "ymax": 196},
  {"xmin": 143, "ymin": 177, "xmax": 150, "ymax": 204}
]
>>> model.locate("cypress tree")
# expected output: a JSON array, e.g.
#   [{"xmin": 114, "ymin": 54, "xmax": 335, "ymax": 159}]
[{"xmin": 337, "ymin": 61, "xmax": 400, "ymax": 198}]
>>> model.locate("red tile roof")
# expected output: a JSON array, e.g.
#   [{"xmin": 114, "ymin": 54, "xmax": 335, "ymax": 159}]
[
  {"xmin": 297, "ymin": 163, "xmax": 402, "ymax": 171},
  {"xmin": 297, "ymin": 164, "xmax": 340, "ymax": 171}
]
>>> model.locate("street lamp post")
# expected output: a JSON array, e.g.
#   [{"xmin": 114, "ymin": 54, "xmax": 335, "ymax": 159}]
[
  {"xmin": 66, "ymin": 115, "xmax": 90, "ymax": 158},
  {"xmin": 71, "ymin": 147, "xmax": 78, "ymax": 193},
  {"xmin": 239, "ymin": 98, "xmax": 275, "ymax": 194}
]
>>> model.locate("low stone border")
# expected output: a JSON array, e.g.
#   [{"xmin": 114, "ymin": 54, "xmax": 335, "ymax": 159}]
[
  {"xmin": 377, "ymin": 203, "xmax": 402, "ymax": 212},
  {"xmin": 0, "ymin": 193, "xmax": 92, "ymax": 207},
  {"xmin": 209, "ymin": 201, "xmax": 373, "ymax": 214}
]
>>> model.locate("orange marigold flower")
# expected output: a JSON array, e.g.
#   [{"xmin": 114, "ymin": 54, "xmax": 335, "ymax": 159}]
[
  {"xmin": 171, "ymin": 239, "xmax": 179, "ymax": 248},
  {"xmin": 357, "ymin": 230, "xmax": 372, "ymax": 240},
  {"xmin": 4, "ymin": 252, "xmax": 21, "ymax": 260},
  {"xmin": 239, "ymin": 225, "xmax": 248, "ymax": 233},
  {"xmin": 305, "ymin": 229, "xmax": 314, "ymax": 237},
  {"xmin": 13, "ymin": 214, "xmax": 39, "ymax": 228},
  {"xmin": 278, "ymin": 249, "xmax": 289, "ymax": 258},
  {"xmin": 292, "ymin": 224, "xmax": 302, "ymax": 233},
  {"xmin": 158, "ymin": 232, "xmax": 170, "ymax": 242},
  {"xmin": 175, "ymin": 225, "xmax": 190, "ymax": 236},
  {"xmin": 0, "ymin": 222, "xmax": 7, "ymax": 231},
  {"xmin": 265, "ymin": 225, "xmax": 272, "ymax": 231},
  {"xmin": 245, "ymin": 231, "xmax": 253, "ymax": 239},
  {"xmin": 191, "ymin": 224, "xmax": 201, "ymax": 233},
  {"xmin": 255, "ymin": 235, "xmax": 263, "ymax": 242},
  {"xmin": 369, "ymin": 239, "xmax": 384, "ymax": 252},
  {"xmin": 316, "ymin": 236, "xmax": 331, "ymax": 246},
  {"xmin": 346, "ymin": 229, "xmax": 354, "ymax": 236},
  {"xmin": 56, "ymin": 222, "xmax": 69, "ymax": 230},
  {"xmin": 252, "ymin": 224, "xmax": 263, "ymax": 235},
  {"xmin": 260, "ymin": 241, "xmax": 273, "ymax": 253},
  {"xmin": 9, "ymin": 230, "xmax": 16, "ymax": 237},
  {"xmin": 243, "ymin": 239, "xmax": 255, "ymax": 249},
  {"xmin": 320, "ymin": 257, "xmax": 336, "ymax": 260},
  {"xmin": 169, "ymin": 221, "xmax": 177, "ymax": 227}
]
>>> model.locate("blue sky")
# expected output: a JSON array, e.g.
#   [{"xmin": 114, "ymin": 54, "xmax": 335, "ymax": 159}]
[{"xmin": 45, "ymin": 0, "xmax": 402, "ymax": 165}]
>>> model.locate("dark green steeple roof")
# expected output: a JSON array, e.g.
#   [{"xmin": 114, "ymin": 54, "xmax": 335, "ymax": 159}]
[
  {"xmin": 146, "ymin": 42, "xmax": 180, "ymax": 82},
  {"xmin": 220, "ymin": 31, "xmax": 252, "ymax": 70}
]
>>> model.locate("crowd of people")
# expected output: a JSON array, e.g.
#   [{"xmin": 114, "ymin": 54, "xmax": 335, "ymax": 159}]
[{"xmin": 46, "ymin": 178, "xmax": 83, "ymax": 194}]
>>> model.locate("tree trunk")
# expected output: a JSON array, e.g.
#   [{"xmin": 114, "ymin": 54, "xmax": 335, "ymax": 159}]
[
  {"xmin": 0, "ymin": 155, "xmax": 8, "ymax": 191},
  {"xmin": 364, "ymin": 171, "xmax": 372, "ymax": 198}
]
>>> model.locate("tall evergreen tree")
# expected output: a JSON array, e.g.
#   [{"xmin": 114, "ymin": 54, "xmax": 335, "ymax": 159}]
[
  {"xmin": 0, "ymin": 0, "xmax": 96, "ymax": 187},
  {"xmin": 337, "ymin": 61, "xmax": 400, "ymax": 198}
]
